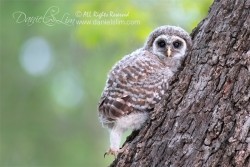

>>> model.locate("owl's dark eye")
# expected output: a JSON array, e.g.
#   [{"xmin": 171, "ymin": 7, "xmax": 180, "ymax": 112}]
[
  {"xmin": 157, "ymin": 40, "xmax": 166, "ymax": 48},
  {"xmin": 173, "ymin": 40, "xmax": 182, "ymax": 48}
]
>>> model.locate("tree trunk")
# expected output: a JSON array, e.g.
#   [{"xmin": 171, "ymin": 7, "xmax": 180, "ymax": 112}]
[{"xmin": 110, "ymin": 0, "xmax": 250, "ymax": 166}]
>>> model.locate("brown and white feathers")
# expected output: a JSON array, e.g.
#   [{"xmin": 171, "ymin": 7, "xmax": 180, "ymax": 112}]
[{"xmin": 98, "ymin": 25, "xmax": 192, "ymax": 156}]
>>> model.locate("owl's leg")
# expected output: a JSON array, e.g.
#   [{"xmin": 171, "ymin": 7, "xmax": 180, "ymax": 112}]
[{"xmin": 104, "ymin": 125, "xmax": 125, "ymax": 158}]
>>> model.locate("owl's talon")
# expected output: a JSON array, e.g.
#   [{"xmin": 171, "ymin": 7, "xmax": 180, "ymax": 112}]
[
  {"xmin": 104, "ymin": 148, "xmax": 123, "ymax": 158},
  {"xmin": 103, "ymin": 152, "xmax": 108, "ymax": 158}
]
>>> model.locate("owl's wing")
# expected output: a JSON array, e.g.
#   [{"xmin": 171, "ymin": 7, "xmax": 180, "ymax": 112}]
[{"xmin": 99, "ymin": 50, "xmax": 169, "ymax": 125}]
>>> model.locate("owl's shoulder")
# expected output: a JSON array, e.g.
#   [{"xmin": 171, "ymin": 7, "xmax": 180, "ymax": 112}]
[
  {"xmin": 112, "ymin": 49, "xmax": 158, "ymax": 71},
  {"xmin": 116, "ymin": 49, "xmax": 146, "ymax": 65}
]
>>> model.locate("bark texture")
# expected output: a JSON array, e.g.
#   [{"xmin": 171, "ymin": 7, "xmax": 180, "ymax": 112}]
[{"xmin": 110, "ymin": 0, "xmax": 250, "ymax": 166}]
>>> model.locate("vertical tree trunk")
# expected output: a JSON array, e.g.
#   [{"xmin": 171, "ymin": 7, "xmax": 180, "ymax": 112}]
[{"xmin": 110, "ymin": 0, "xmax": 250, "ymax": 166}]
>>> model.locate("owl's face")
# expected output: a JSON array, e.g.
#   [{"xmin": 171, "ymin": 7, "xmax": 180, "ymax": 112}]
[{"xmin": 152, "ymin": 35, "xmax": 187, "ymax": 60}]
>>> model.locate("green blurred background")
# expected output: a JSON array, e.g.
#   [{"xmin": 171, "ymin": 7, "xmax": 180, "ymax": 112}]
[{"xmin": 0, "ymin": 0, "xmax": 212, "ymax": 166}]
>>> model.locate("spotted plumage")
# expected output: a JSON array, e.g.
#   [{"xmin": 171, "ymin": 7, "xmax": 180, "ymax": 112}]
[{"xmin": 98, "ymin": 25, "xmax": 192, "ymax": 157}]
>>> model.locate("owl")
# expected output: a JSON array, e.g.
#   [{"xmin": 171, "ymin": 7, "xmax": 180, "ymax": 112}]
[{"xmin": 98, "ymin": 25, "xmax": 192, "ymax": 157}]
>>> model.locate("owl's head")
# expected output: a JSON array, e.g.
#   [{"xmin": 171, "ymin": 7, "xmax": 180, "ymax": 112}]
[{"xmin": 144, "ymin": 25, "xmax": 192, "ymax": 60}]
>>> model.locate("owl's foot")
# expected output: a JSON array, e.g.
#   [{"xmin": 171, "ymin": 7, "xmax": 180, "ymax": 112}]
[{"xmin": 104, "ymin": 147, "xmax": 124, "ymax": 158}]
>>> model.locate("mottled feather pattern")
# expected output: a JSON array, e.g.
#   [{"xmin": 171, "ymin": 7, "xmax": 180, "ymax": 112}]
[
  {"xmin": 98, "ymin": 25, "xmax": 192, "ymax": 156},
  {"xmin": 99, "ymin": 49, "xmax": 171, "ymax": 126}
]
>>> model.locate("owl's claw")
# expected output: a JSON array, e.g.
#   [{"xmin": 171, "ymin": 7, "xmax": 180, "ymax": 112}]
[{"xmin": 104, "ymin": 148, "xmax": 124, "ymax": 158}]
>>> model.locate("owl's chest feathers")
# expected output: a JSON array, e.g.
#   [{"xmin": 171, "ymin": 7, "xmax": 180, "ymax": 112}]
[{"xmin": 162, "ymin": 56, "xmax": 182, "ymax": 72}]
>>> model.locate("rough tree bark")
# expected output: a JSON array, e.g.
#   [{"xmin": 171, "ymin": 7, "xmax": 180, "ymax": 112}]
[{"xmin": 110, "ymin": 0, "xmax": 250, "ymax": 167}]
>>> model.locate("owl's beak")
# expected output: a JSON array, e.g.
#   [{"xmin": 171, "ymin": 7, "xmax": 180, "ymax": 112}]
[{"xmin": 167, "ymin": 47, "xmax": 171, "ymax": 57}]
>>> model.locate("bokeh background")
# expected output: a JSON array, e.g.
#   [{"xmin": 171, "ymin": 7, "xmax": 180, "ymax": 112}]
[{"xmin": 0, "ymin": 0, "xmax": 212, "ymax": 166}]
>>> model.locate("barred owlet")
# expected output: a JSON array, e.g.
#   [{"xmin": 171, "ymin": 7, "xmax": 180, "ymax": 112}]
[{"xmin": 98, "ymin": 25, "xmax": 192, "ymax": 157}]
